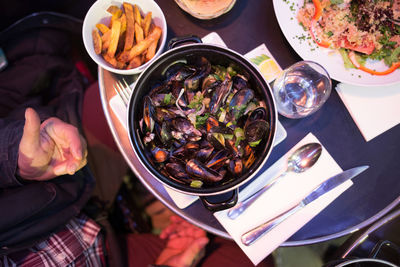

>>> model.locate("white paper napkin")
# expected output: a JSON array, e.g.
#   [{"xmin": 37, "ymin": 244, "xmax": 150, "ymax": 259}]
[
  {"xmin": 109, "ymin": 32, "xmax": 288, "ymax": 209},
  {"xmin": 214, "ymin": 133, "xmax": 352, "ymax": 266},
  {"xmin": 336, "ymin": 82, "xmax": 400, "ymax": 142}
]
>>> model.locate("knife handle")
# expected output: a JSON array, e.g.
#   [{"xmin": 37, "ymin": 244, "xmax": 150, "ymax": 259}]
[{"xmin": 241, "ymin": 202, "xmax": 305, "ymax": 246}]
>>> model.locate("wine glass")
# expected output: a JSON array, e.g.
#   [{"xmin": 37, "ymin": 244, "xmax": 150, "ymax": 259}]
[{"xmin": 272, "ymin": 61, "xmax": 332, "ymax": 119}]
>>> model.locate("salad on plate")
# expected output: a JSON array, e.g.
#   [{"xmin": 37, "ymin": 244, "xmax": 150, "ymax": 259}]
[{"xmin": 297, "ymin": 0, "xmax": 400, "ymax": 76}]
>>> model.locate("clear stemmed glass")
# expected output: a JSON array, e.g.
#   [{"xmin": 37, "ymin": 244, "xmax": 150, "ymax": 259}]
[{"xmin": 272, "ymin": 61, "xmax": 332, "ymax": 119}]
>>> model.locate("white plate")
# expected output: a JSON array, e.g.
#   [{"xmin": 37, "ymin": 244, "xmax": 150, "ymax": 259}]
[{"xmin": 272, "ymin": 0, "xmax": 400, "ymax": 86}]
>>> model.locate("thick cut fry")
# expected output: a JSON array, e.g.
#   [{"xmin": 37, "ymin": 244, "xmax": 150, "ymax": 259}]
[
  {"xmin": 101, "ymin": 30, "xmax": 112, "ymax": 52},
  {"xmin": 92, "ymin": 29, "xmax": 102, "ymax": 55},
  {"xmin": 120, "ymin": 26, "xmax": 162, "ymax": 62},
  {"xmin": 111, "ymin": 9, "xmax": 123, "ymax": 27},
  {"xmin": 103, "ymin": 54, "xmax": 117, "ymax": 67},
  {"xmin": 133, "ymin": 5, "xmax": 142, "ymax": 26},
  {"xmin": 123, "ymin": 2, "xmax": 135, "ymax": 50},
  {"xmin": 127, "ymin": 56, "xmax": 142, "ymax": 69},
  {"xmin": 120, "ymin": 14, "xmax": 127, "ymax": 34},
  {"xmin": 145, "ymin": 39, "xmax": 158, "ymax": 62},
  {"xmin": 107, "ymin": 20, "xmax": 121, "ymax": 58},
  {"xmin": 135, "ymin": 22, "xmax": 144, "ymax": 43},
  {"xmin": 116, "ymin": 60, "xmax": 126, "ymax": 69},
  {"xmin": 142, "ymin": 12, "xmax": 152, "ymax": 37},
  {"xmin": 107, "ymin": 5, "xmax": 120, "ymax": 15},
  {"xmin": 96, "ymin": 23, "xmax": 110, "ymax": 34}
]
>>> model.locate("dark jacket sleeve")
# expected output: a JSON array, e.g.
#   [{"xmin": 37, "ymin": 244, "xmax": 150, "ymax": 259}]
[{"xmin": 0, "ymin": 118, "xmax": 24, "ymax": 188}]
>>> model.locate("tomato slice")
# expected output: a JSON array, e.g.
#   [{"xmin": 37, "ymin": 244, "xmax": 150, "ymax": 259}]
[
  {"xmin": 338, "ymin": 36, "xmax": 375, "ymax": 55},
  {"xmin": 348, "ymin": 51, "xmax": 400, "ymax": 75},
  {"xmin": 309, "ymin": 0, "xmax": 330, "ymax": 48}
]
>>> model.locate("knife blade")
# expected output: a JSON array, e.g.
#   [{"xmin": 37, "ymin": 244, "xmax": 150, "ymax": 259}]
[{"xmin": 241, "ymin": 165, "xmax": 369, "ymax": 246}]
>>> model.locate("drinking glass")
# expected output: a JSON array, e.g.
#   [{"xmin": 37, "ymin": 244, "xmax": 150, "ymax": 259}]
[{"xmin": 272, "ymin": 61, "xmax": 332, "ymax": 119}]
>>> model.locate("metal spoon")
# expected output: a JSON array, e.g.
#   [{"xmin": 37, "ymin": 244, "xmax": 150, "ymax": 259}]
[{"xmin": 227, "ymin": 142, "xmax": 322, "ymax": 220}]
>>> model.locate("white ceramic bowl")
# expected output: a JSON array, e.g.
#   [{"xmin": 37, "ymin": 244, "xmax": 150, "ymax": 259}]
[{"xmin": 82, "ymin": 0, "xmax": 167, "ymax": 75}]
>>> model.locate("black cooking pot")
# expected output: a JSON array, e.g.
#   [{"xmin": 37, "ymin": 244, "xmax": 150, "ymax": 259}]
[{"xmin": 128, "ymin": 36, "xmax": 277, "ymax": 211}]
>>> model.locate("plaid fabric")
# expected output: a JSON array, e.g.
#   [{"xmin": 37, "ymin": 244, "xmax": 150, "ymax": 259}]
[{"xmin": 1, "ymin": 214, "xmax": 106, "ymax": 267}]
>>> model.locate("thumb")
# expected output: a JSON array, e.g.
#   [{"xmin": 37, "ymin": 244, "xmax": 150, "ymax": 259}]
[{"xmin": 20, "ymin": 108, "xmax": 41, "ymax": 152}]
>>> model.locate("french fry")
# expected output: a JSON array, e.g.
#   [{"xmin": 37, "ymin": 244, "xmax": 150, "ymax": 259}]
[
  {"xmin": 120, "ymin": 26, "xmax": 162, "ymax": 62},
  {"xmin": 103, "ymin": 54, "xmax": 117, "ymax": 67},
  {"xmin": 145, "ymin": 39, "xmax": 158, "ymax": 62},
  {"xmin": 107, "ymin": 5, "xmax": 120, "ymax": 15},
  {"xmin": 123, "ymin": 2, "xmax": 135, "ymax": 50},
  {"xmin": 120, "ymin": 14, "xmax": 127, "ymax": 34},
  {"xmin": 96, "ymin": 23, "xmax": 110, "ymax": 34},
  {"xmin": 142, "ymin": 12, "xmax": 152, "ymax": 37},
  {"xmin": 107, "ymin": 20, "xmax": 121, "ymax": 58},
  {"xmin": 101, "ymin": 29, "xmax": 112, "ymax": 51},
  {"xmin": 92, "ymin": 29, "xmax": 102, "ymax": 55},
  {"xmin": 133, "ymin": 5, "xmax": 142, "ymax": 26},
  {"xmin": 110, "ymin": 9, "xmax": 123, "ymax": 27},
  {"xmin": 116, "ymin": 60, "xmax": 126, "ymax": 69},
  {"xmin": 127, "ymin": 56, "xmax": 142, "ymax": 69},
  {"xmin": 135, "ymin": 22, "xmax": 144, "ymax": 43}
]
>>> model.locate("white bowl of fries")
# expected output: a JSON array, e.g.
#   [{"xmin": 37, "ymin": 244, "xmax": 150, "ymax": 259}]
[{"xmin": 83, "ymin": 0, "xmax": 167, "ymax": 75}]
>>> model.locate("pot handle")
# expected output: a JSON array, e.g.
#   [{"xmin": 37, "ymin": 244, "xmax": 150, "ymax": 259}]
[
  {"xmin": 200, "ymin": 188, "xmax": 238, "ymax": 212},
  {"xmin": 168, "ymin": 35, "xmax": 202, "ymax": 50}
]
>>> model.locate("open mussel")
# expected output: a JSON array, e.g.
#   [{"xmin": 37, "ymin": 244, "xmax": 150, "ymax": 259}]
[
  {"xmin": 164, "ymin": 61, "xmax": 196, "ymax": 82},
  {"xmin": 209, "ymin": 76, "xmax": 233, "ymax": 115},
  {"xmin": 165, "ymin": 162, "xmax": 193, "ymax": 184},
  {"xmin": 244, "ymin": 107, "xmax": 270, "ymax": 146},
  {"xmin": 184, "ymin": 57, "xmax": 211, "ymax": 91},
  {"xmin": 186, "ymin": 159, "xmax": 224, "ymax": 183},
  {"xmin": 171, "ymin": 117, "xmax": 202, "ymax": 142},
  {"xmin": 171, "ymin": 142, "xmax": 200, "ymax": 159},
  {"xmin": 232, "ymin": 75, "xmax": 249, "ymax": 91},
  {"xmin": 206, "ymin": 149, "xmax": 230, "ymax": 170},
  {"xmin": 229, "ymin": 88, "xmax": 255, "ymax": 120},
  {"xmin": 143, "ymin": 96, "xmax": 155, "ymax": 133}
]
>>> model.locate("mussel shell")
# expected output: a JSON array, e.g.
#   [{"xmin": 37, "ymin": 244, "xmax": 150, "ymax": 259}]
[
  {"xmin": 206, "ymin": 149, "xmax": 230, "ymax": 170},
  {"xmin": 184, "ymin": 57, "xmax": 211, "ymax": 91},
  {"xmin": 143, "ymin": 96, "xmax": 155, "ymax": 133},
  {"xmin": 209, "ymin": 77, "xmax": 233, "ymax": 115},
  {"xmin": 164, "ymin": 62, "xmax": 196, "ymax": 82},
  {"xmin": 229, "ymin": 89, "xmax": 255, "ymax": 120},
  {"xmin": 186, "ymin": 159, "xmax": 224, "ymax": 183},
  {"xmin": 196, "ymin": 146, "xmax": 214, "ymax": 163},
  {"xmin": 171, "ymin": 142, "xmax": 200, "ymax": 159},
  {"xmin": 248, "ymin": 107, "xmax": 269, "ymax": 122},
  {"xmin": 154, "ymin": 121, "xmax": 173, "ymax": 147},
  {"xmin": 244, "ymin": 120, "xmax": 269, "ymax": 143},
  {"xmin": 232, "ymin": 75, "xmax": 249, "ymax": 91},
  {"xmin": 171, "ymin": 117, "xmax": 202, "ymax": 137},
  {"xmin": 228, "ymin": 158, "xmax": 243, "ymax": 175},
  {"xmin": 165, "ymin": 162, "xmax": 193, "ymax": 184}
]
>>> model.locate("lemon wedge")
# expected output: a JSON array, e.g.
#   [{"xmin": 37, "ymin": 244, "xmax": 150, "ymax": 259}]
[{"xmin": 250, "ymin": 54, "xmax": 282, "ymax": 82}]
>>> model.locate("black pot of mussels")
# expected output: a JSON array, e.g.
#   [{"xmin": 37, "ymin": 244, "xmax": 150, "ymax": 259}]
[{"xmin": 128, "ymin": 36, "xmax": 277, "ymax": 211}]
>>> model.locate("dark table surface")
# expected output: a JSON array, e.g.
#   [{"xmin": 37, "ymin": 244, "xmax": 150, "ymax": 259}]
[{"xmin": 99, "ymin": 0, "xmax": 400, "ymax": 246}]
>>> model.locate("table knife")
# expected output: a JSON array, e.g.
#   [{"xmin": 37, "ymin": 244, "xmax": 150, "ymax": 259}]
[{"xmin": 241, "ymin": 165, "xmax": 369, "ymax": 246}]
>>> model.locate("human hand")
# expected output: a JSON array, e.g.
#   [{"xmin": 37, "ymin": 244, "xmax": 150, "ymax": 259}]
[
  {"xmin": 18, "ymin": 108, "xmax": 87, "ymax": 181},
  {"xmin": 155, "ymin": 215, "xmax": 209, "ymax": 267}
]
